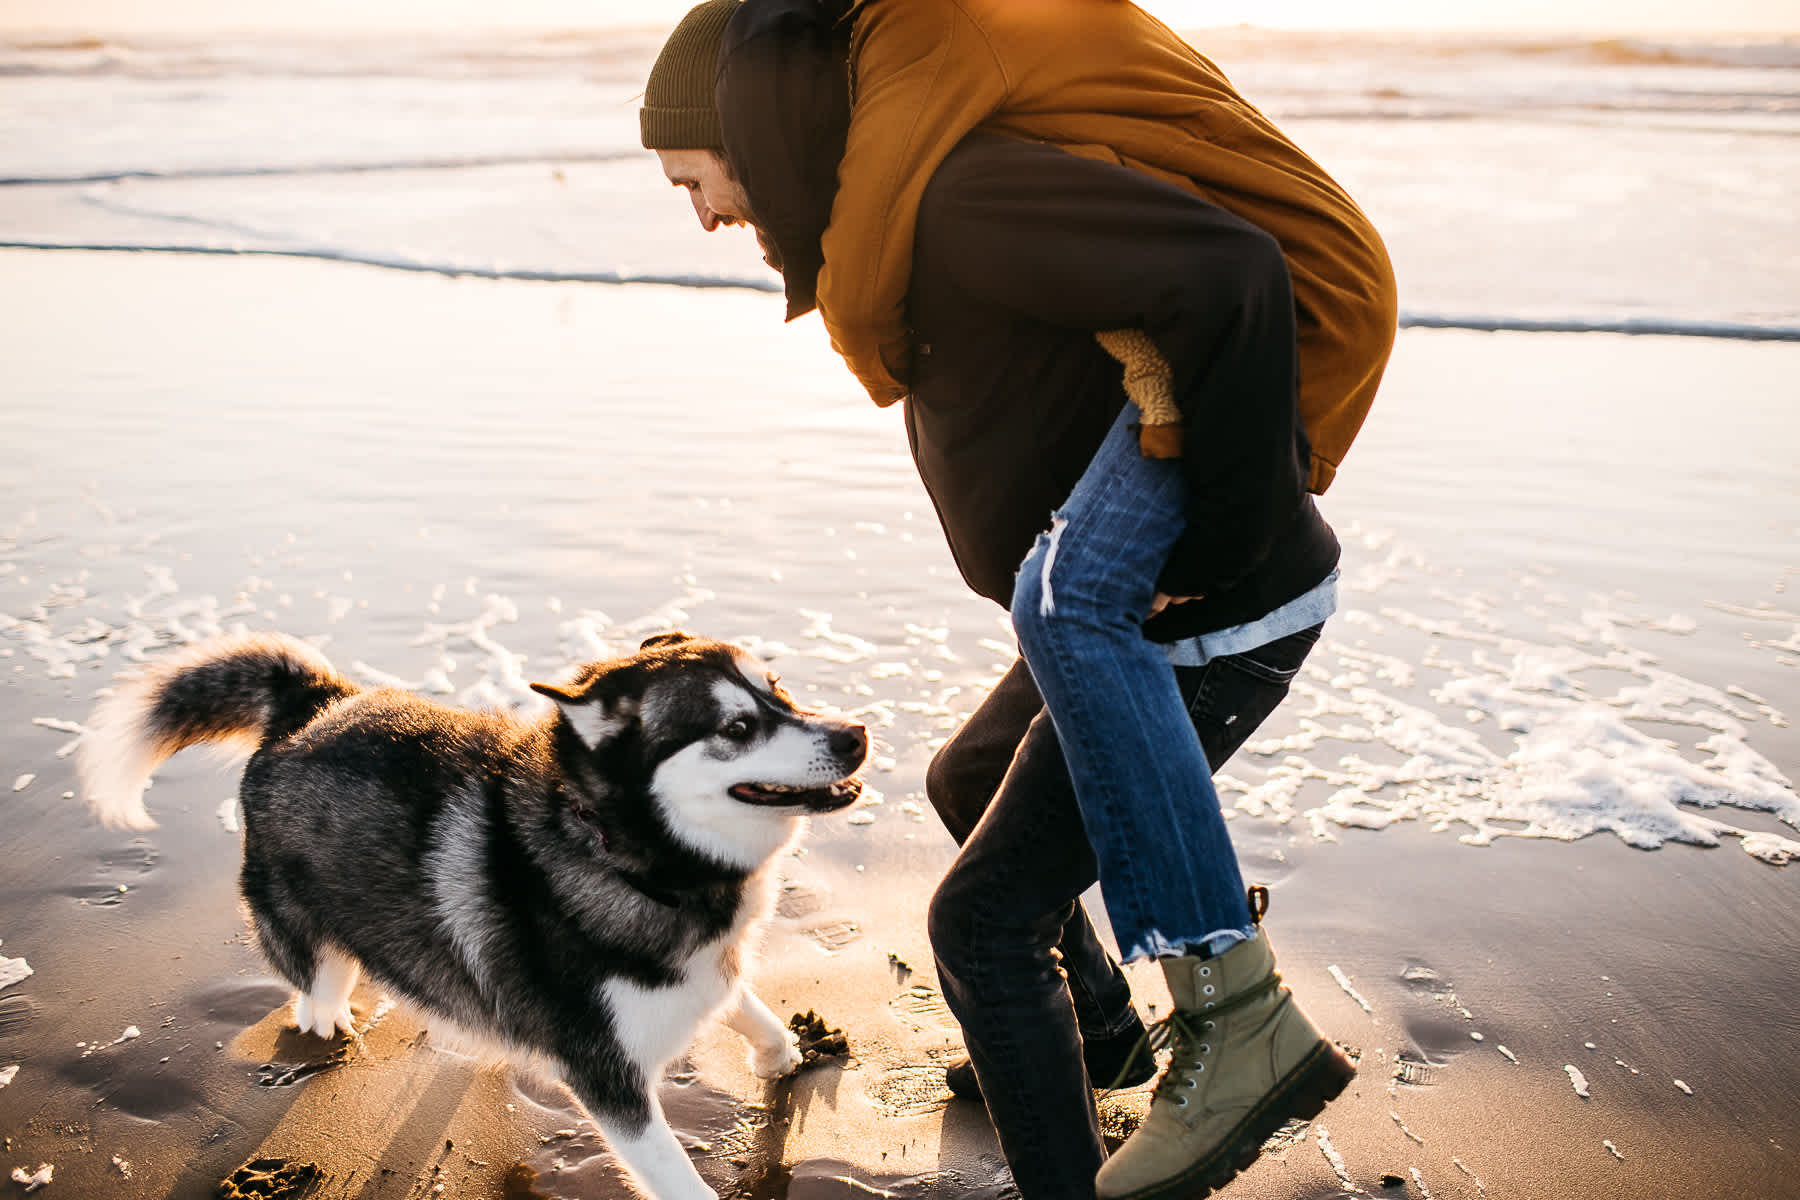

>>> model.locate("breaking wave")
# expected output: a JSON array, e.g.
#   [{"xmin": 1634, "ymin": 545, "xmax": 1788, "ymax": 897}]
[
  {"xmin": 7, "ymin": 239, "xmax": 1798, "ymax": 343},
  {"xmin": 0, "ymin": 240, "xmax": 784, "ymax": 293},
  {"xmin": 0, "ymin": 152, "xmax": 638, "ymax": 188}
]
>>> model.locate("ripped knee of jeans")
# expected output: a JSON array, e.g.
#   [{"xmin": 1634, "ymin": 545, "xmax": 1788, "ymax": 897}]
[{"xmin": 1030, "ymin": 514, "xmax": 1069, "ymax": 619}]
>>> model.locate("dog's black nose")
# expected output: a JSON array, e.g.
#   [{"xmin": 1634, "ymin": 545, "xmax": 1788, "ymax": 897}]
[{"xmin": 830, "ymin": 723, "xmax": 868, "ymax": 760}]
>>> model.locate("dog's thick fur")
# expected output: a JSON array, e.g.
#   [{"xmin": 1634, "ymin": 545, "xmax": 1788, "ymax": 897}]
[{"xmin": 76, "ymin": 631, "xmax": 867, "ymax": 1200}]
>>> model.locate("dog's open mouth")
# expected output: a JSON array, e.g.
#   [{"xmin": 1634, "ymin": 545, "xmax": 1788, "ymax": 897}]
[{"xmin": 729, "ymin": 777, "xmax": 863, "ymax": 811}]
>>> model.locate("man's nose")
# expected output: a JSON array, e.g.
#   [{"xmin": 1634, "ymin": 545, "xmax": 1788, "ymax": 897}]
[{"xmin": 689, "ymin": 192, "xmax": 720, "ymax": 232}]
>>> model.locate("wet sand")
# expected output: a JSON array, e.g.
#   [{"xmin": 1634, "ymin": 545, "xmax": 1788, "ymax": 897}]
[{"xmin": 2, "ymin": 250, "xmax": 1797, "ymax": 1198}]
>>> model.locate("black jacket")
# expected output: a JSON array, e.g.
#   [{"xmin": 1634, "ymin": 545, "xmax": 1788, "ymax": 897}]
[{"xmin": 718, "ymin": 1, "xmax": 1339, "ymax": 643}]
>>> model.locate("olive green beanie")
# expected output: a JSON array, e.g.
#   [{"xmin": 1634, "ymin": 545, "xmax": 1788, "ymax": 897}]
[{"xmin": 640, "ymin": 0, "xmax": 740, "ymax": 150}]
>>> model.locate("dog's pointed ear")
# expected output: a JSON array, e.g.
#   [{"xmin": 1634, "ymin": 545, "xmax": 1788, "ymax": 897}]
[
  {"xmin": 531, "ymin": 672, "xmax": 640, "ymax": 750},
  {"xmin": 529, "ymin": 681, "xmax": 581, "ymax": 704},
  {"xmin": 639, "ymin": 630, "xmax": 695, "ymax": 651}
]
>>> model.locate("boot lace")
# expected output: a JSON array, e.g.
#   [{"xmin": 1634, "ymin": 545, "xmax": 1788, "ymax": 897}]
[
  {"xmin": 1099, "ymin": 972, "xmax": 1282, "ymax": 1100},
  {"xmin": 1149, "ymin": 1011, "xmax": 1216, "ymax": 1103}
]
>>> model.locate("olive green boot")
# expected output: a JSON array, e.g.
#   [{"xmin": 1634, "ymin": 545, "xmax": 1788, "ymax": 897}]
[{"xmin": 1095, "ymin": 891, "xmax": 1355, "ymax": 1200}]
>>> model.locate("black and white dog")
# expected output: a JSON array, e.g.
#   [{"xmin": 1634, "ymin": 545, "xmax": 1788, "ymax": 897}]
[{"xmin": 77, "ymin": 630, "xmax": 866, "ymax": 1200}]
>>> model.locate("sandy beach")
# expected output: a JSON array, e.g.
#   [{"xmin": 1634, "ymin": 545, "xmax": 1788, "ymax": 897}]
[{"xmin": 2, "ymin": 247, "xmax": 1796, "ymax": 1198}]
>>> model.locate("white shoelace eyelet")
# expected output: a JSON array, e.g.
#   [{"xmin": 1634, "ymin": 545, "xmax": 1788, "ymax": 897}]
[
  {"xmin": 1203, "ymin": 985, "xmax": 1215, "ymax": 995},
  {"xmin": 1200, "ymin": 1043, "xmax": 1211, "ymax": 1055}
]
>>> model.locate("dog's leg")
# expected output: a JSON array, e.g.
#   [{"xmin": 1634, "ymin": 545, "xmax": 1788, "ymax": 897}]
[
  {"xmin": 591, "ymin": 1100, "xmax": 717, "ymax": 1200},
  {"xmin": 293, "ymin": 944, "xmax": 360, "ymax": 1039},
  {"xmin": 722, "ymin": 986, "xmax": 802, "ymax": 1080}
]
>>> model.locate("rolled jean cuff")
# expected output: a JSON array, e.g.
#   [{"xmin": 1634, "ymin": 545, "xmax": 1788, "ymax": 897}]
[{"xmin": 1123, "ymin": 925, "xmax": 1257, "ymax": 964}]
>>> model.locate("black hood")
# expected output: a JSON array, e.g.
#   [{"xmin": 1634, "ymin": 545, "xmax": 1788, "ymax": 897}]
[{"xmin": 714, "ymin": 0, "xmax": 853, "ymax": 322}]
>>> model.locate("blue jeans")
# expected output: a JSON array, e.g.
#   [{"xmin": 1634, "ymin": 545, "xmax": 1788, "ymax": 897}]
[
  {"xmin": 1012, "ymin": 403, "xmax": 1255, "ymax": 960},
  {"xmin": 925, "ymin": 629, "xmax": 1322, "ymax": 1200}
]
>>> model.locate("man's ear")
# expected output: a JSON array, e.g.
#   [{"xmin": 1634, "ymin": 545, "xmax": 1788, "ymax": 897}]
[
  {"xmin": 639, "ymin": 630, "xmax": 696, "ymax": 651},
  {"xmin": 531, "ymin": 671, "xmax": 640, "ymax": 750}
]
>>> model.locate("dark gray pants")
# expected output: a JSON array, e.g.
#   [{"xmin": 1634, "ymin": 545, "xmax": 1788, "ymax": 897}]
[{"xmin": 924, "ymin": 625, "xmax": 1322, "ymax": 1200}]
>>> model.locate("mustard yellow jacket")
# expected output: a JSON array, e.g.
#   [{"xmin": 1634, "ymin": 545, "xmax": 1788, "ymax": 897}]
[{"xmin": 818, "ymin": 0, "xmax": 1398, "ymax": 492}]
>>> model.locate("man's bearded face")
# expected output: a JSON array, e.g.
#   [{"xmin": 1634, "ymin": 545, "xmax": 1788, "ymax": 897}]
[{"xmin": 656, "ymin": 148, "xmax": 783, "ymax": 272}]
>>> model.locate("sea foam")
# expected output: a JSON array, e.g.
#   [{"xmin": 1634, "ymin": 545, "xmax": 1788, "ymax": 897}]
[{"xmin": 1219, "ymin": 530, "xmax": 1800, "ymax": 864}]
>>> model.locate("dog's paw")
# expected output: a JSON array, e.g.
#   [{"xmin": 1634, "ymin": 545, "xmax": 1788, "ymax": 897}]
[
  {"xmin": 749, "ymin": 1032, "xmax": 804, "ymax": 1080},
  {"xmin": 292, "ymin": 995, "xmax": 352, "ymax": 1040}
]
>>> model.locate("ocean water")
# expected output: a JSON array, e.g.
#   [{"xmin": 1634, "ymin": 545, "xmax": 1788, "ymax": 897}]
[
  {"xmin": 1, "ymin": 20, "xmax": 1797, "ymax": 914},
  {"xmin": 2, "ymin": 27, "xmax": 1799, "ymax": 334},
  {"xmin": 6, "ymin": 22, "xmax": 1796, "ymax": 853}
]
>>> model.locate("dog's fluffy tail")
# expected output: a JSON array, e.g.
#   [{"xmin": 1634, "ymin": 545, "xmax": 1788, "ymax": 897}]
[{"xmin": 77, "ymin": 633, "xmax": 357, "ymax": 831}]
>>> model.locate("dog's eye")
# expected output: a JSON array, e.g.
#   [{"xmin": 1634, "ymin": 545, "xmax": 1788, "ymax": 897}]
[{"xmin": 720, "ymin": 717, "xmax": 755, "ymax": 742}]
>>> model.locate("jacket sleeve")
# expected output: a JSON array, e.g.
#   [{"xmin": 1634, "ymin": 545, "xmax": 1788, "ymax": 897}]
[
  {"xmin": 816, "ymin": 0, "xmax": 1009, "ymax": 405},
  {"xmin": 915, "ymin": 134, "xmax": 1313, "ymax": 601}
]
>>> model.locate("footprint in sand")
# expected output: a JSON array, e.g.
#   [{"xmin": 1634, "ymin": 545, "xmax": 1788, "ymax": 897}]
[
  {"xmin": 802, "ymin": 919, "xmax": 863, "ymax": 953},
  {"xmin": 887, "ymin": 982, "xmax": 956, "ymax": 1033},
  {"xmin": 776, "ymin": 882, "xmax": 826, "ymax": 920},
  {"xmin": 0, "ymin": 994, "xmax": 38, "ymax": 1038},
  {"xmin": 1392, "ymin": 1056, "xmax": 1443, "ymax": 1086},
  {"xmin": 871, "ymin": 1064, "xmax": 954, "ymax": 1118},
  {"xmin": 1392, "ymin": 961, "xmax": 1479, "ymax": 1086},
  {"xmin": 60, "ymin": 840, "xmax": 160, "ymax": 907},
  {"xmin": 254, "ymin": 1031, "xmax": 350, "ymax": 1087},
  {"xmin": 1401, "ymin": 1011, "xmax": 1481, "ymax": 1064}
]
